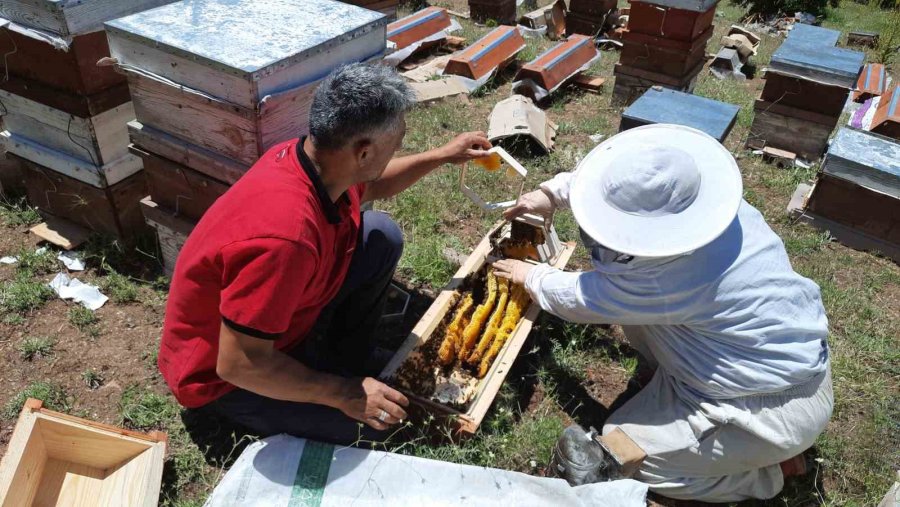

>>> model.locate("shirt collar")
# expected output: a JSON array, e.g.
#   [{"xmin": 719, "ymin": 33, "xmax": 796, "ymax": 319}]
[{"xmin": 296, "ymin": 136, "xmax": 342, "ymax": 225}]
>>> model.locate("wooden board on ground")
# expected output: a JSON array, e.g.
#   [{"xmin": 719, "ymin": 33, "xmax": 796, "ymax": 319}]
[
  {"xmin": 409, "ymin": 78, "xmax": 470, "ymax": 103},
  {"xmin": 380, "ymin": 221, "xmax": 576, "ymax": 435},
  {"xmin": 0, "ymin": 398, "xmax": 166, "ymax": 506},
  {"xmin": 30, "ymin": 218, "xmax": 92, "ymax": 250},
  {"xmin": 572, "ymin": 74, "xmax": 606, "ymax": 93}
]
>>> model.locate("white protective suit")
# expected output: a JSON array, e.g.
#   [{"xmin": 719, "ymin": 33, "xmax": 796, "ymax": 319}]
[{"xmin": 526, "ymin": 172, "xmax": 833, "ymax": 502}]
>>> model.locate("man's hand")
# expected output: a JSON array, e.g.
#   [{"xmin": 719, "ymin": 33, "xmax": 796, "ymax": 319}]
[
  {"xmin": 338, "ymin": 377, "xmax": 410, "ymax": 431},
  {"xmin": 438, "ymin": 131, "xmax": 493, "ymax": 164},
  {"xmin": 502, "ymin": 188, "xmax": 556, "ymax": 220},
  {"xmin": 492, "ymin": 259, "xmax": 535, "ymax": 286}
]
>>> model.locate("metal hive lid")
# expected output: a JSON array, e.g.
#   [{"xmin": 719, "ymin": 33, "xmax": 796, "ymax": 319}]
[
  {"xmin": 823, "ymin": 127, "xmax": 900, "ymax": 198},
  {"xmin": 623, "ymin": 87, "xmax": 740, "ymax": 140},
  {"xmin": 769, "ymin": 42, "xmax": 864, "ymax": 88},
  {"xmin": 105, "ymin": 0, "xmax": 386, "ymax": 80},
  {"xmin": 784, "ymin": 23, "xmax": 841, "ymax": 48}
]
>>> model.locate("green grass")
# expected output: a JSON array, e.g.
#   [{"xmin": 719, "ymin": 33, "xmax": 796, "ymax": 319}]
[
  {"xmin": 17, "ymin": 336, "xmax": 56, "ymax": 360},
  {"xmin": 67, "ymin": 304, "xmax": 100, "ymax": 337},
  {"xmin": 0, "ymin": 197, "xmax": 41, "ymax": 227},
  {"xmin": 0, "ymin": 274, "xmax": 54, "ymax": 314},
  {"xmin": 101, "ymin": 270, "xmax": 140, "ymax": 304},
  {"xmin": 14, "ymin": 247, "xmax": 58, "ymax": 278},
  {"xmin": 119, "ymin": 386, "xmax": 180, "ymax": 430},
  {"xmin": 82, "ymin": 369, "xmax": 105, "ymax": 390},
  {"xmin": 3, "ymin": 382, "xmax": 69, "ymax": 419}
]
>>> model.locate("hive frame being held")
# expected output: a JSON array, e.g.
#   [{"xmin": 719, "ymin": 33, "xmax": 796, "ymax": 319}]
[{"xmin": 379, "ymin": 220, "xmax": 575, "ymax": 435}]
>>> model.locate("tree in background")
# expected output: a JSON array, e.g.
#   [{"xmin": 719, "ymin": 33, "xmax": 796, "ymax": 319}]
[{"xmin": 734, "ymin": 0, "xmax": 837, "ymax": 17}]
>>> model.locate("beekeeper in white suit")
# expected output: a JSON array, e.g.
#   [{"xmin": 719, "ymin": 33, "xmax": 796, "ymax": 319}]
[{"xmin": 493, "ymin": 124, "xmax": 832, "ymax": 502}]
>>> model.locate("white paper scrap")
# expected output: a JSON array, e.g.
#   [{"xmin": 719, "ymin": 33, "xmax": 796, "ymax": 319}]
[
  {"xmin": 48, "ymin": 273, "xmax": 108, "ymax": 311},
  {"xmin": 0, "ymin": 256, "xmax": 18, "ymax": 265},
  {"xmin": 57, "ymin": 251, "xmax": 85, "ymax": 271}
]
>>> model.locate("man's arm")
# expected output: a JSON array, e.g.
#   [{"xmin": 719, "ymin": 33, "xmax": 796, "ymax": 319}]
[
  {"xmin": 216, "ymin": 323, "xmax": 409, "ymax": 431},
  {"xmin": 362, "ymin": 131, "xmax": 491, "ymax": 202}
]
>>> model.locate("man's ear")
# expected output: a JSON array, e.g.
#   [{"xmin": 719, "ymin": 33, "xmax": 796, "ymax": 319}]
[{"xmin": 354, "ymin": 138, "xmax": 373, "ymax": 166}]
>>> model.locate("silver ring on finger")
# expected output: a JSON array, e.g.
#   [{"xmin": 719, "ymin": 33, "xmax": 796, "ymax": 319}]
[{"xmin": 378, "ymin": 409, "xmax": 388, "ymax": 423}]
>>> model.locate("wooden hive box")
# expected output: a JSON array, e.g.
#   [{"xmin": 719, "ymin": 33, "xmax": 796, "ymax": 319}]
[
  {"xmin": 339, "ymin": 0, "xmax": 399, "ymax": 18},
  {"xmin": 619, "ymin": 26, "xmax": 713, "ymax": 78},
  {"xmin": 468, "ymin": 0, "xmax": 517, "ymax": 25},
  {"xmin": 127, "ymin": 121, "xmax": 251, "ymax": 186},
  {"xmin": 626, "ymin": 0, "xmax": 718, "ymax": 42},
  {"xmin": 852, "ymin": 63, "xmax": 887, "ymax": 103},
  {"xmin": 387, "ymin": 7, "xmax": 451, "ymax": 51},
  {"xmin": 0, "ymin": 398, "xmax": 166, "ymax": 506},
  {"xmin": 13, "ymin": 153, "xmax": 147, "ymax": 238},
  {"xmin": 380, "ymin": 221, "xmax": 575, "ymax": 435},
  {"xmin": 570, "ymin": 0, "xmax": 618, "ymax": 16},
  {"xmin": 767, "ymin": 33, "xmax": 864, "ymax": 90},
  {"xmin": 783, "ymin": 23, "xmax": 841, "ymax": 48},
  {"xmin": 565, "ymin": 12, "xmax": 606, "ymax": 37},
  {"xmin": 0, "ymin": 28, "xmax": 123, "ymax": 96},
  {"xmin": 0, "ymin": 89, "xmax": 134, "ymax": 166},
  {"xmin": 132, "ymin": 145, "xmax": 230, "ymax": 222},
  {"xmin": 514, "ymin": 35, "xmax": 599, "ymax": 98},
  {"xmin": 871, "ymin": 85, "xmax": 900, "ymax": 140},
  {"xmin": 140, "ymin": 197, "xmax": 195, "ymax": 275},
  {"xmin": 620, "ymin": 87, "xmax": 740, "ymax": 143},
  {"xmin": 748, "ymin": 99, "xmax": 837, "ymax": 160},
  {"xmin": 0, "ymin": 0, "xmax": 174, "ymax": 37},
  {"xmin": 105, "ymin": 0, "xmax": 388, "ymax": 166},
  {"xmin": 760, "ymin": 72, "xmax": 852, "ymax": 118},
  {"xmin": 0, "ymin": 76, "xmax": 131, "ymax": 119},
  {"xmin": 444, "ymin": 26, "xmax": 526, "ymax": 81},
  {"xmin": 611, "ymin": 60, "xmax": 702, "ymax": 105}
]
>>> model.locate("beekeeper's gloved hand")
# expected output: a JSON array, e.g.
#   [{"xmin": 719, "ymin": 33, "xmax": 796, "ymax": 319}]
[
  {"xmin": 492, "ymin": 259, "xmax": 534, "ymax": 286},
  {"xmin": 503, "ymin": 188, "xmax": 556, "ymax": 220}
]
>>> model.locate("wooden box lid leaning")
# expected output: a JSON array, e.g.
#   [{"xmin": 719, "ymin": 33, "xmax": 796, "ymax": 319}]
[
  {"xmin": 515, "ymin": 35, "xmax": 599, "ymax": 97},
  {"xmin": 0, "ymin": 398, "xmax": 167, "ymax": 506},
  {"xmin": 872, "ymin": 85, "xmax": 900, "ymax": 140},
  {"xmin": 853, "ymin": 63, "xmax": 887, "ymax": 103},
  {"xmin": 444, "ymin": 26, "xmax": 526, "ymax": 81},
  {"xmin": 620, "ymin": 87, "xmax": 740, "ymax": 143},
  {"xmin": 387, "ymin": 7, "xmax": 451, "ymax": 50}
]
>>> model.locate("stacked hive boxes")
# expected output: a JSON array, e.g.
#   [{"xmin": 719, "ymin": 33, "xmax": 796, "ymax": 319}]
[
  {"xmin": 802, "ymin": 127, "xmax": 899, "ymax": 261},
  {"xmin": 748, "ymin": 24, "xmax": 864, "ymax": 160},
  {"xmin": 105, "ymin": 0, "xmax": 388, "ymax": 274},
  {"xmin": 614, "ymin": 0, "xmax": 719, "ymax": 105},
  {"xmin": 0, "ymin": 0, "xmax": 173, "ymax": 238},
  {"xmin": 468, "ymin": 0, "xmax": 517, "ymax": 25},
  {"xmin": 567, "ymin": 0, "xmax": 617, "ymax": 36}
]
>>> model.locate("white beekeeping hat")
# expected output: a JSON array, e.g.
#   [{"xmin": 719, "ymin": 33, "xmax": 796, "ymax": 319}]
[{"xmin": 570, "ymin": 124, "xmax": 743, "ymax": 257}]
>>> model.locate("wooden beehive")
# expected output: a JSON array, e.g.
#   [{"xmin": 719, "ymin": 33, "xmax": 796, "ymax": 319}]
[
  {"xmin": 0, "ymin": 89, "xmax": 134, "ymax": 166},
  {"xmin": 852, "ymin": 63, "xmax": 887, "ymax": 103},
  {"xmin": 767, "ymin": 31, "xmax": 864, "ymax": 89},
  {"xmin": 0, "ymin": 398, "xmax": 166, "ymax": 506},
  {"xmin": 468, "ymin": 0, "xmax": 517, "ymax": 25},
  {"xmin": 626, "ymin": 0, "xmax": 718, "ymax": 41},
  {"xmin": 619, "ymin": 26, "xmax": 712, "ymax": 78},
  {"xmin": 14, "ymin": 154, "xmax": 148, "ymax": 238},
  {"xmin": 871, "ymin": 85, "xmax": 900, "ymax": 140},
  {"xmin": 620, "ymin": 87, "xmax": 739, "ymax": 143},
  {"xmin": 748, "ymin": 100, "xmax": 837, "ymax": 160},
  {"xmin": 0, "ymin": 76, "xmax": 130, "ymax": 119},
  {"xmin": 0, "ymin": 28, "xmax": 123, "ymax": 96},
  {"xmin": 760, "ymin": 72, "xmax": 852, "ymax": 118},
  {"xmin": 105, "ymin": 0, "xmax": 388, "ymax": 165},
  {"xmin": 515, "ymin": 35, "xmax": 599, "ymax": 97},
  {"xmin": 0, "ymin": 0, "xmax": 174, "ymax": 37},
  {"xmin": 444, "ymin": 26, "xmax": 526, "ymax": 81},
  {"xmin": 140, "ymin": 197, "xmax": 195, "ymax": 275},
  {"xmin": 133, "ymin": 145, "xmax": 230, "ymax": 222},
  {"xmin": 612, "ymin": 60, "xmax": 701, "ymax": 105},
  {"xmin": 387, "ymin": 7, "xmax": 451, "ymax": 50},
  {"xmin": 380, "ymin": 222, "xmax": 575, "ymax": 434}
]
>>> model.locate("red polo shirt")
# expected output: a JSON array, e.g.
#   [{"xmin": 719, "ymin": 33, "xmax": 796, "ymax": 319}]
[{"xmin": 158, "ymin": 138, "xmax": 363, "ymax": 408}]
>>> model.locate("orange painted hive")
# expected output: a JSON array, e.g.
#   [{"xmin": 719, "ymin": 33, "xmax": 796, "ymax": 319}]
[
  {"xmin": 387, "ymin": 7, "xmax": 451, "ymax": 50},
  {"xmin": 444, "ymin": 26, "xmax": 526, "ymax": 81},
  {"xmin": 515, "ymin": 35, "xmax": 599, "ymax": 94},
  {"xmin": 871, "ymin": 85, "xmax": 900, "ymax": 140}
]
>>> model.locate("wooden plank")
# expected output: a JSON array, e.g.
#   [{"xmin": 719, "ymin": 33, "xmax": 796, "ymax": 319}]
[
  {"xmin": 761, "ymin": 72, "xmax": 850, "ymax": 118},
  {"xmin": 144, "ymin": 218, "xmax": 189, "ymax": 276},
  {"xmin": 409, "ymin": 78, "xmax": 470, "ymax": 103},
  {"xmin": 124, "ymin": 70, "xmax": 260, "ymax": 166},
  {"xmin": 0, "ymin": 405, "xmax": 45, "ymax": 506},
  {"xmin": 62, "ymin": 0, "xmax": 175, "ymax": 37},
  {"xmin": 572, "ymin": 74, "xmax": 607, "ymax": 93},
  {"xmin": 806, "ymin": 174, "xmax": 900, "ymax": 245},
  {"xmin": 30, "ymin": 218, "xmax": 91, "ymax": 250},
  {"xmin": 127, "ymin": 121, "xmax": 250, "ymax": 185},
  {"xmin": 748, "ymin": 108, "xmax": 833, "ymax": 160},
  {"xmin": 139, "ymin": 197, "xmax": 197, "ymax": 237},
  {"xmin": 0, "ymin": 77, "xmax": 131, "ymax": 118},
  {"xmin": 0, "ymin": 1, "xmax": 66, "ymax": 35},
  {"xmin": 257, "ymin": 81, "xmax": 319, "ymax": 154},
  {"xmin": 753, "ymin": 99, "xmax": 838, "ymax": 128},
  {"xmin": 32, "ymin": 458, "xmax": 106, "ymax": 505}
]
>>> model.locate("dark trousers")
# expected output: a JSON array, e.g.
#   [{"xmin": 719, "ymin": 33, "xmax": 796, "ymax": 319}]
[{"xmin": 205, "ymin": 211, "xmax": 403, "ymax": 445}]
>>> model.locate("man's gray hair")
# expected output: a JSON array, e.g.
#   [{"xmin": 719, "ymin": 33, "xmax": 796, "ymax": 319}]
[{"xmin": 309, "ymin": 63, "xmax": 416, "ymax": 150}]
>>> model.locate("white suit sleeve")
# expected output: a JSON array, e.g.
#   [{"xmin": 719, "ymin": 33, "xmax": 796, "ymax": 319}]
[
  {"xmin": 525, "ymin": 264, "xmax": 686, "ymax": 325},
  {"xmin": 539, "ymin": 172, "xmax": 575, "ymax": 210}
]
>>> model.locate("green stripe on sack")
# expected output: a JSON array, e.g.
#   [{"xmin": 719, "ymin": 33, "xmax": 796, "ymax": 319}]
[{"xmin": 288, "ymin": 440, "xmax": 334, "ymax": 507}]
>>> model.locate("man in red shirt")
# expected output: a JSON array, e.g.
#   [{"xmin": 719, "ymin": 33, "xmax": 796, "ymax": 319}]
[{"xmin": 159, "ymin": 63, "xmax": 491, "ymax": 444}]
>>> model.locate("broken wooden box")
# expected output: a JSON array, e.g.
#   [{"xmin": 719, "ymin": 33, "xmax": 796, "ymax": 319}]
[
  {"xmin": 140, "ymin": 196, "xmax": 195, "ymax": 276},
  {"xmin": 105, "ymin": 0, "xmax": 388, "ymax": 166},
  {"xmin": 792, "ymin": 128, "xmax": 900, "ymax": 261},
  {"xmin": 0, "ymin": 398, "xmax": 166, "ymax": 506},
  {"xmin": 444, "ymin": 25, "xmax": 526, "ymax": 81},
  {"xmin": 0, "ymin": 89, "xmax": 134, "ymax": 166},
  {"xmin": 380, "ymin": 220, "xmax": 574, "ymax": 435},
  {"xmin": 387, "ymin": 6, "xmax": 451, "ymax": 51},
  {"xmin": 513, "ymin": 35, "xmax": 599, "ymax": 100},
  {"xmin": 620, "ymin": 87, "xmax": 739, "ymax": 143}
]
